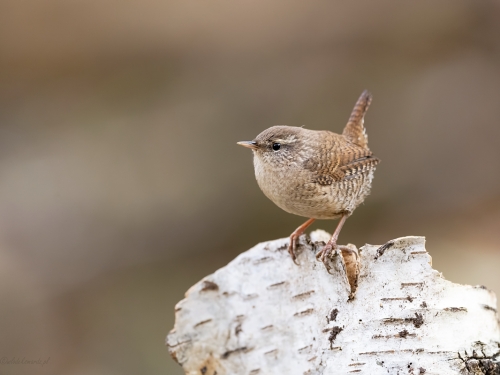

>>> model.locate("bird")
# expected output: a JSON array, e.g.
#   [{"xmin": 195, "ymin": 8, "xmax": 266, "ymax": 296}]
[{"xmin": 237, "ymin": 90, "xmax": 380, "ymax": 269}]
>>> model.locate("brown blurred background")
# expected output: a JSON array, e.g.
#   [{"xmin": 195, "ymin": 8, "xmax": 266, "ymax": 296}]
[{"xmin": 1, "ymin": 0, "xmax": 499, "ymax": 374}]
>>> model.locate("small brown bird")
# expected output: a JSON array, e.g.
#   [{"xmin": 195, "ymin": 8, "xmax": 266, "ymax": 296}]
[{"xmin": 237, "ymin": 90, "xmax": 380, "ymax": 268}]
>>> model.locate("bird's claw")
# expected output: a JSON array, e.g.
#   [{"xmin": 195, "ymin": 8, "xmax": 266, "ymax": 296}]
[
  {"xmin": 316, "ymin": 242, "xmax": 338, "ymax": 264},
  {"xmin": 288, "ymin": 236, "xmax": 300, "ymax": 265}
]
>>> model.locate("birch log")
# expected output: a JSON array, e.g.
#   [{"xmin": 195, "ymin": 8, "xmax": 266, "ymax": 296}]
[{"xmin": 167, "ymin": 231, "xmax": 500, "ymax": 375}]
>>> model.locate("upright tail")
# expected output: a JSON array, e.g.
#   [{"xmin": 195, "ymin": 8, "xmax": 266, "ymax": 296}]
[{"xmin": 342, "ymin": 90, "xmax": 372, "ymax": 150}]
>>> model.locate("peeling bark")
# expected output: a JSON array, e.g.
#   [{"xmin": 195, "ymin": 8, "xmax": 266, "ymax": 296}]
[{"xmin": 167, "ymin": 231, "xmax": 500, "ymax": 375}]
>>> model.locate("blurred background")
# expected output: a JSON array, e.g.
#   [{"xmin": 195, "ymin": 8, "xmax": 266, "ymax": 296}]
[{"xmin": 1, "ymin": 0, "xmax": 499, "ymax": 374}]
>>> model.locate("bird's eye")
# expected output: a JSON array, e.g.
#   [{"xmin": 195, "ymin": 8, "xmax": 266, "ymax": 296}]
[{"xmin": 272, "ymin": 142, "xmax": 281, "ymax": 151}]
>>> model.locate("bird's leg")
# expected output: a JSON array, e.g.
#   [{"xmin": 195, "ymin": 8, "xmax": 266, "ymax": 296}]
[
  {"xmin": 288, "ymin": 218, "xmax": 315, "ymax": 265},
  {"xmin": 316, "ymin": 213, "xmax": 349, "ymax": 264}
]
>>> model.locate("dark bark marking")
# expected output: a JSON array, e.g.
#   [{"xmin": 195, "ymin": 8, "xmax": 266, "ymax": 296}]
[
  {"xmin": 328, "ymin": 308, "xmax": 339, "ymax": 323},
  {"xmin": 483, "ymin": 305, "xmax": 497, "ymax": 313},
  {"xmin": 444, "ymin": 307, "xmax": 467, "ymax": 312},
  {"xmin": 374, "ymin": 240, "xmax": 394, "ymax": 259},
  {"xmin": 294, "ymin": 308, "xmax": 314, "ymax": 317},
  {"xmin": 398, "ymin": 329, "xmax": 410, "ymax": 338},
  {"xmin": 401, "ymin": 282, "xmax": 424, "ymax": 288},
  {"xmin": 221, "ymin": 347, "xmax": 249, "ymax": 359},
  {"xmin": 381, "ymin": 296, "xmax": 414, "ymax": 302},
  {"xmin": 253, "ymin": 256, "xmax": 272, "ymax": 264},
  {"xmin": 298, "ymin": 345, "xmax": 312, "ymax": 353},
  {"xmin": 329, "ymin": 327, "xmax": 343, "ymax": 349},
  {"xmin": 194, "ymin": 319, "xmax": 212, "ymax": 328},
  {"xmin": 264, "ymin": 349, "xmax": 278, "ymax": 355},
  {"xmin": 243, "ymin": 293, "xmax": 258, "ymax": 300},
  {"xmin": 292, "ymin": 290, "xmax": 315, "ymax": 299},
  {"xmin": 235, "ymin": 324, "xmax": 242, "ymax": 336},
  {"xmin": 200, "ymin": 281, "xmax": 219, "ymax": 292},
  {"xmin": 267, "ymin": 281, "xmax": 287, "ymax": 289}
]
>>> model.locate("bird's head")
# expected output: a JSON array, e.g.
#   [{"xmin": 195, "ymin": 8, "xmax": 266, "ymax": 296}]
[{"xmin": 237, "ymin": 125, "xmax": 309, "ymax": 168}]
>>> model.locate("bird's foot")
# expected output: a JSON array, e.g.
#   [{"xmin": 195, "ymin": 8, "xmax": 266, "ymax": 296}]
[
  {"xmin": 288, "ymin": 234, "xmax": 300, "ymax": 265},
  {"xmin": 316, "ymin": 242, "xmax": 337, "ymax": 264},
  {"xmin": 287, "ymin": 218, "xmax": 315, "ymax": 265}
]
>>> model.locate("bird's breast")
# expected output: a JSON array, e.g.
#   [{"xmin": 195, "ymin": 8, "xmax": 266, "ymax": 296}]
[{"xmin": 253, "ymin": 155, "xmax": 376, "ymax": 219}]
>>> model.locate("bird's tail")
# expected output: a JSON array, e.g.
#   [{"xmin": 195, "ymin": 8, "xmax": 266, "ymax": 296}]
[{"xmin": 342, "ymin": 90, "xmax": 372, "ymax": 150}]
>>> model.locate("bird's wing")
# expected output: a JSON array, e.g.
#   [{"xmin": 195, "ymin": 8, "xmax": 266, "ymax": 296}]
[
  {"xmin": 336, "ymin": 155, "xmax": 380, "ymax": 181},
  {"xmin": 304, "ymin": 143, "xmax": 380, "ymax": 186},
  {"xmin": 342, "ymin": 90, "xmax": 372, "ymax": 150}
]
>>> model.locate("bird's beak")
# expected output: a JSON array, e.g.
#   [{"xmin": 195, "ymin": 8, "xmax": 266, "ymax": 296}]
[{"xmin": 237, "ymin": 141, "xmax": 258, "ymax": 150}]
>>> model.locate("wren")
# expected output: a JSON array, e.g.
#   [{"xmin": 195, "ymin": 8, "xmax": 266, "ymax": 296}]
[{"xmin": 237, "ymin": 90, "xmax": 380, "ymax": 269}]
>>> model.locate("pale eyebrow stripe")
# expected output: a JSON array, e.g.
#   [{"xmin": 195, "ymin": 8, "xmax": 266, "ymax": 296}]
[{"xmin": 270, "ymin": 137, "xmax": 297, "ymax": 143}]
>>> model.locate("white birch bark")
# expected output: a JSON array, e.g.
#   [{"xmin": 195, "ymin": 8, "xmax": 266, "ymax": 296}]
[{"xmin": 167, "ymin": 231, "xmax": 500, "ymax": 375}]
